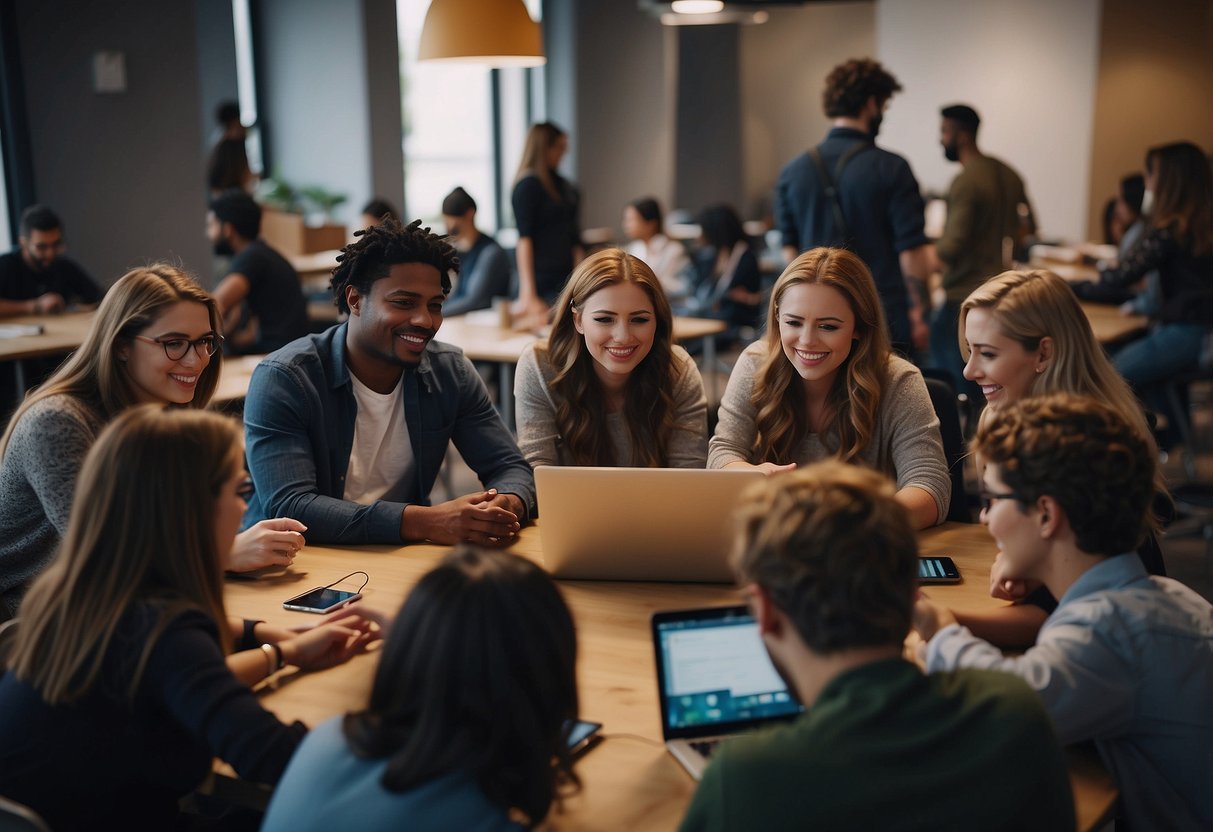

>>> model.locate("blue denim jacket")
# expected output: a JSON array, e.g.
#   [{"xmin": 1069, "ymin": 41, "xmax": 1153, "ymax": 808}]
[{"xmin": 242, "ymin": 324, "xmax": 536, "ymax": 544}]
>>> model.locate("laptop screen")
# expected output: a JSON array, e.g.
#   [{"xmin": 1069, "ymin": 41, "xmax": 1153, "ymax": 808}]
[{"xmin": 653, "ymin": 605, "xmax": 804, "ymax": 739}]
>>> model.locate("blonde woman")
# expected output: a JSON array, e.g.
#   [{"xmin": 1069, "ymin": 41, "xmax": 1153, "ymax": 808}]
[
  {"xmin": 709, "ymin": 247, "xmax": 949, "ymax": 529},
  {"xmin": 956, "ymin": 268, "xmax": 1168, "ymax": 646},
  {"xmin": 0, "ymin": 264, "xmax": 305, "ymax": 621},
  {"xmin": 511, "ymin": 121, "xmax": 584, "ymax": 318},
  {"xmin": 515, "ymin": 249, "xmax": 707, "ymax": 468},
  {"xmin": 0, "ymin": 406, "xmax": 377, "ymax": 830}
]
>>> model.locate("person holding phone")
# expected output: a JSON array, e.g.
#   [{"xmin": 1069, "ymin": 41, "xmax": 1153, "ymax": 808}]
[
  {"xmin": 0, "ymin": 406, "xmax": 379, "ymax": 830},
  {"xmin": 262, "ymin": 546, "xmax": 581, "ymax": 832},
  {"xmin": 0, "ymin": 264, "xmax": 308, "ymax": 622},
  {"xmin": 514, "ymin": 248, "xmax": 707, "ymax": 468},
  {"xmin": 708, "ymin": 247, "xmax": 949, "ymax": 530}
]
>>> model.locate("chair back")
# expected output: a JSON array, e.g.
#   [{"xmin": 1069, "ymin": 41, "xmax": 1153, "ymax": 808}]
[{"xmin": 923, "ymin": 375, "xmax": 972, "ymax": 523}]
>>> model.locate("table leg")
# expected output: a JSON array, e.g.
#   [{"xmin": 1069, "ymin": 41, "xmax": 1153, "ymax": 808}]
[{"xmin": 703, "ymin": 335, "xmax": 717, "ymax": 406}]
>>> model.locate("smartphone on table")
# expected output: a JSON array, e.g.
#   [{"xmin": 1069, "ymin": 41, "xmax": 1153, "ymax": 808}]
[
  {"xmin": 283, "ymin": 586, "xmax": 363, "ymax": 614},
  {"xmin": 918, "ymin": 556, "xmax": 961, "ymax": 585},
  {"xmin": 565, "ymin": 719, "xmax": 603, "ymax": 758}
]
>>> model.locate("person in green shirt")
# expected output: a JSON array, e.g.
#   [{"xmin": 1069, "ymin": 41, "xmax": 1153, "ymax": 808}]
[{"xmin": 679, "ymin": 461, "xmax": 1074, "ymax": 832}]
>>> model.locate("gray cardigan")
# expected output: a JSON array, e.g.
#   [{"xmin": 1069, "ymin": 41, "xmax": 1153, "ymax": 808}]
[
  {"xmin": 0, "ymin": 393, "xmax": 105, "ymax": 618},
  {"xmin": 514, "ymin": 343, "xmax": 708, "ymax": 468},
  {"xmin": 708, "ymin": 343, "xmax": 950, "ymax": 521}
]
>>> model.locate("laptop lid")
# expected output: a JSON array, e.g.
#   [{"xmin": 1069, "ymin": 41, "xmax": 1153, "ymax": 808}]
[
  {"xmin": 652, "ymin": 605, "xmax": 804, "ymax": 742},
  {"xmin": 536, "ymin": 466, "xmax": 764, "ymax": 582}
]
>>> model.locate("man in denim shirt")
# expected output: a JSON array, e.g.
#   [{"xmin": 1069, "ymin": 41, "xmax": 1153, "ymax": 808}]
[
  {"xmin": 242, "ymin": 218, "xmax": 535, "ymax": 546},
  {"xmin": 914, "ymin": 394, "xmax": 1213, "ymax": 830}
]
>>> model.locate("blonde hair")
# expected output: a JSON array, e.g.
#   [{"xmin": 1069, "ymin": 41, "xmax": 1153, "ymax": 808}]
[
  {"xmin": 540, "ymin": 248, "xmax": 681, "ymax": 466},
  {"xmin": 752, "ymin": 247, "xmax": 890, "ymax": 464},
  {"xmin": 7, "ymin": 406, "xmax": 242, "ymax": 704},
  {"xmin": 959, "ymin": 270, "xmax": 1167, "ymax": 504},
  {"xmin": 514, "ymin": 121, "xmax": 567, "ymax": 202},
  {"xmin": 0, "ymin": 264, "xmax": 222, "ymax": 459}
]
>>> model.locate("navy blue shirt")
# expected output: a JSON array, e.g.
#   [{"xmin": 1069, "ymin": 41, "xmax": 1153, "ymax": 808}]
[
  {"xmin": 775, "ymin": 127, "xmax": 929, "ymax": 345},
  {"xmin": 445, "ymin": 234, "xmax": 512, "ymax": 317}
]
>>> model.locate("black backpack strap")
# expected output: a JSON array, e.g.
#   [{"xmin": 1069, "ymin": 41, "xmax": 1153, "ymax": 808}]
[{"xmin": 809, "ymin": 141, "xmax": 874, "ymax": 244}]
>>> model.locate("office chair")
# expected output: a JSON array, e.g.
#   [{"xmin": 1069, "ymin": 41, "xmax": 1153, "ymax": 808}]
[{"xmin": 923, "ymin": 375, "xmax": 972, "ymax": 523}]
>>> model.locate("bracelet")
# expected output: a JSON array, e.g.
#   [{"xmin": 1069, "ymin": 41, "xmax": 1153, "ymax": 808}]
[
  {"xmin": 242, "ymin": 619, "xmax": 265, "ymax": 651},
  {"xmin": 260, "ymin": 642, "xmax": 284, "ymax": 676}
]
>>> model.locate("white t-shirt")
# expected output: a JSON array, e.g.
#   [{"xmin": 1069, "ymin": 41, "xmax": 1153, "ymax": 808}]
[
  {"xmin": 343, "ymin": 372, "xmax": 415, "ymax": 503},
  {"xmin": 627, "ymin": 234, "xmax": 691, "ymax": 298}
]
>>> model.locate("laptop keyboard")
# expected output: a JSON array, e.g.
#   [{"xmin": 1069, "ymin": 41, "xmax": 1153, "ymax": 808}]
[{"xmin": 689, "ymin": 739, "xmax": 721, "ymax": 758}]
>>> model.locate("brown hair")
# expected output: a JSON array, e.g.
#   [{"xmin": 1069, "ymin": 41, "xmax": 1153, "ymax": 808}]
[
  {"xmin": 540, "ymin": 248, "xmax": 684, "ymax": 466},
  {"xmin": 732, "ymin": 461, "xmax": 917, "ymax": 653},
  {"xmin": 973, "ymin": 394, "xmax": 1154, "ymax": 556},
  {"xmin": 1147, "ymin": 141, "xmax": 1213, "ymax": 256},
  {"xmin": 752, "ymin": 247, "xmax": 889, "ymax": 464},
  {"xmin": 822, "ymin": 58, "xmax": 903, "ymax": 119},
  {"xmin": 514, "ymin": 121, "xmax": 568, "ymax": 202}
]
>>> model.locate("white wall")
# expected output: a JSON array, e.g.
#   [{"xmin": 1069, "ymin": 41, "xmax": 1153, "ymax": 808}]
[{"xmin": 876, "ymin": 0, "xmax": 1102, "ymax": 242}]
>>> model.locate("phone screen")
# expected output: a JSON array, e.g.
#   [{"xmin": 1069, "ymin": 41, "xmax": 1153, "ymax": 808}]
[
  {"xmin": 565, "ymin": 719, "xmax": 602, "ymax": 757},
  {"xmin": 283, "ymin": 587, "xmax": 361, "ymax": 613},
  {"xmin": 918, "ymin": 556, "xmax": 961, "ymax": 584}
]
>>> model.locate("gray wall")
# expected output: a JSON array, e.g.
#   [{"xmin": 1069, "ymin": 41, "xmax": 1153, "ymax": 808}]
[
  {"xmin": 193, "ymin": 0, "xmax": 240, "ymax": 158},
  {"xmin": 15, "ymin": 0, "xmax": 211, "ymax": 284}
]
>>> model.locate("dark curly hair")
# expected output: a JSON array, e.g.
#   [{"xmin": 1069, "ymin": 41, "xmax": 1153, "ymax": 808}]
[
  {"xmin": 732, "ymin": 461, "xmax": 917, "ymax": 654},
  {"xmin": 329, "ymin": 218, "xmax": 459, "ymax": 314},
  {"xmin": 822, "ymin": 58, "xmax": 903, "ymax": 119},
  {"xmin": 973, "ymin": 393, "xmax": 1155, "ymax": 555}
]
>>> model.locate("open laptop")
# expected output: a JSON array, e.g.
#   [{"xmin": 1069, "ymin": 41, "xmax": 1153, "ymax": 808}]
[
  {"xmin": 536, "ymin": 466, "xmax": 763, "ymax": 582},
  {"xmin": 652, "ymin": 605, "xmax": 804, "ymax": 780}
]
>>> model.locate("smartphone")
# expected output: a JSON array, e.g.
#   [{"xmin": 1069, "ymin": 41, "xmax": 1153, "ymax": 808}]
[
  {"xmin": 918, "ymin": 556, "xmax": 961, "ymax": 584},
  {"xmin": 565, "ymin": 719, "xmax": 603, "ymax": 758},
  {"xmin": 282, "ymin": 586, "xmax": 363, "ymax": 614}
]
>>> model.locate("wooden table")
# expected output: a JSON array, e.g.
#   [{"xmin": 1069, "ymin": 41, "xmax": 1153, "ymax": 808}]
[
  {"xmin": 0, "ymin": 311, "xmax": 93, "ymax": 393},
  {"xmin": 1081, "ymin": 302, "xmax": 1148, "ymax": 346},
  {"xmin": 223, "ymin": 521, "xmax": 1116, "ymax": 831}
]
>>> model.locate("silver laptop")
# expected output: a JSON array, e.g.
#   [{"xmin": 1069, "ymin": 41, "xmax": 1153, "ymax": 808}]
[
  {"xmin": 535, "ymin": 466, "xmax": 764, "ymax": 582},
  {"xmin": 652, "ymin": 605, "xmax": 804, "ymax": 779}
]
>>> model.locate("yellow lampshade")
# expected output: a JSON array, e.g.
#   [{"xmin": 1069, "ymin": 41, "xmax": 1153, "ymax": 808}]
[{"xmin": 418, "ymin": 0, "xmax": 545, "ymax": 67}]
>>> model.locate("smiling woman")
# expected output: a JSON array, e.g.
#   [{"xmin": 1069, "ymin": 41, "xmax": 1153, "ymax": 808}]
[{"xmin": 514, "ymin": 247, "xmax": 708, "ymax": 468}]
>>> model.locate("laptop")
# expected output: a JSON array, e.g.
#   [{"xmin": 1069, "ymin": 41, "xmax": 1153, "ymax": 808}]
[
  {"xmin": 536, "ymin": 466, "xmax": 764, "ymax": 582},
  {"xmin": 652, "ymin": 605, "xmax": 804, "ymax": 780}
]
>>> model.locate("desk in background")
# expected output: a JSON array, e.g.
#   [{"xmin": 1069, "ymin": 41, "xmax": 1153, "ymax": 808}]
[
  {"xmin": 0, "ymin": 311, "xmax": 93, "ymax": 394},
  {"xmin": 223, "ymin": 521, "xmax": 1116, "ymax": 831}
]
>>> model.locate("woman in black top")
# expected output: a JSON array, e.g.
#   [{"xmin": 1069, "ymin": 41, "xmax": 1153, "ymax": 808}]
[
  {"xmin": 0, "ymin": 406, "xmax": 378, "ymax": 831},
  {"xmin": 511, "ymin": 122, "xmax": 584, "ymax": 318},
  {"xmin": 689, "ymin": 204, "xmax": 764, "ymax": 340},
  {"xmin": 1101, "ymin": 141, "xmax": 1213, "ymax": 418}
]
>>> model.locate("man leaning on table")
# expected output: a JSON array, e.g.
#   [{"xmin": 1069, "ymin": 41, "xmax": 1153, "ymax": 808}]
[
  {"xmin": 680, "ymin": 461, "xmax": 1074, "ymax": 832},
  {"xmin": 242, "ymin": 217, "xmax": 535, "ymax": 547},
  {"xmin": 0, "ymin": 205, "xmax": 103, "ymax": 317},
  {"xmin": 914, "ymin": 394, "xmax": 1213, "ymax": 831}
]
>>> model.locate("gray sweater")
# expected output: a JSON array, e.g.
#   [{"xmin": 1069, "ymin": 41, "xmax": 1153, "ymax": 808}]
[
  {"xmin": 708, "ymin": 343, "xmax": 950, "ymax": 520},
  {"xmin": 0, "ymin": 393, "xmax": 105, "ymax": 619},
  {"xmin": 514, "ymin": 343, "xmax": 708, "ymax": 468}
]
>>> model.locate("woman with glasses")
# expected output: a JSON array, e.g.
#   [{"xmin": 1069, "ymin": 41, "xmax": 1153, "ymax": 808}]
[
  {"xmin": 0, "ymin": 264, "xmax": 305, "ymax": 622},
  {"xmin": 0, "ymin": 406, "xmax": 378, "ymax": 830},
  {"xmin": 954, "ymin": 268, "xmax": 1168, "ymax": 646}
]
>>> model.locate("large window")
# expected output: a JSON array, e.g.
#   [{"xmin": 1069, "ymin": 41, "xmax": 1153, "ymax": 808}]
[{"xmin": 397, "ymin": 0, "xmax": 543, "ymax": 232}]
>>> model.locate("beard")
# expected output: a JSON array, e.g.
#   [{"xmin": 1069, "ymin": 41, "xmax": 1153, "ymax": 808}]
[
  {"xmin": 212, "ymin": 237, "xmax": 235, "ymax": 257},
  {"xmin": 943, "ymin": 141, "xmax": 960, "ymax": 163},
  {"xmin": 869, "ymin": 113, "xmax": 883, "ymax": 138}
]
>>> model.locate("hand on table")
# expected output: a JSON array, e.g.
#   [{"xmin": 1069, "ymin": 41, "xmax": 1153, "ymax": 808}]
[
  {"xmin": 403, "ymin": 489, "xmax": 522, "ymax": 547},
  {"xmin": 911, "ymin": 592, "xmax": 957, "ymax": 645},
  {"xmin": 30, "ymin": 292, "xmax": 65, "ymax": 314},
  {"xmin": 278, "ymin": 611, "xmax": 381, "ymax": 671},
  {"xmin": 229, "ymin": 518, "xmax": 307, "ymax": 572}
]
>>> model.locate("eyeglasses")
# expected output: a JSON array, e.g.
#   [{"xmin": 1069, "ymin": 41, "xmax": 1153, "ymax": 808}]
[
  {"xmin": 978, "ymin": 488, "xmax": 1024, "ymax": 512},
  {"xmin": 236, "ymin": 478, "xmax": 255, "ymax": 500},
  {"xmin": 133, "ymin": 334, "xmax": 222, "ymax": 361}
]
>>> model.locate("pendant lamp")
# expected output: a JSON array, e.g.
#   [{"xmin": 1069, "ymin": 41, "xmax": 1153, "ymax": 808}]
[{"xmin": 418, "ymin": 0, "xmax": 545, "ymax": 67}]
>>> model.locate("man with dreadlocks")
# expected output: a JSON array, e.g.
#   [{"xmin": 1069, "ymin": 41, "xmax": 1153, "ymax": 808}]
[{"xmin": 241, "ymin": 218, "xmax": 535, "ymax": 546}]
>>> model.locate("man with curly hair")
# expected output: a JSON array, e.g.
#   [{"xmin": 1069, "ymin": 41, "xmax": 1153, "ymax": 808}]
[
  {"xmin": 774, "ymin": 58, "xmax": 935, "ymax": 355},
  {"xmin": 680, "ymin": 461, "xmax": 1074, "ymax": 831},
  {"xmin": 242, "ymin": 218, "xmax": 535, "ymax": 546},
  {"xmin": 915, "ymin": 393, "xmax": 1213, "ymax": 830}
]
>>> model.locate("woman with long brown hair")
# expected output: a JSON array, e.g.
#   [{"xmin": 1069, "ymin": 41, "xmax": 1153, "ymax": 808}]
[
  {"xmin": 709, "ymin": 247, "xmax": 948, "ymax": 529},
  {"xmin": 0, "ymin": 406, "xmax": 376, "ymax": 830},
  {"xmin": 511, "ymin": 121, "xmax": 584, "ymax": 319},
  {"xmin": 514, "ymin": 248, "xmax": 707, "ymax": 468}
]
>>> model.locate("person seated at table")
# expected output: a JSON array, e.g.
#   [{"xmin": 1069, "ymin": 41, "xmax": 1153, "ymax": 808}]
[
  {"xmin": 913, "ymin": 394, "xmax": 1213, "ymax": 830},
  {"xmin": 956, "ymin": 269, "xmax": 1169, "ymax": 647},
  {"xmin": 0, "ymin": 204, "xmax": 104, "ymax": 317},
  {"xmin": 242, "ymin": 217, "xmax": 536, "ymax": 547},
  {"xmin": 684, "ymin": 204, "xmax": 763, "ymax": 341},
  {"xmin": 0, "ymin": 264, "xmax": 307, "ymax": 622},
  {"xmin": 208, "ymin": 189, "xmax": 310, "ymax": 354},
  {"xmin": 623, "ymin": 196, "xmax": 692, "ymax": 300},
  {"xmin": 708, "ymin": 247, "xmax": 949, "ymax": 530},
  {"xmin": 360, "ymin": 197, "xmax": 401, "ymax": 230},
  {"xmin": 679, "ymin": 462, "xmax": 1074, "ymax": 832},
  {"xmin": 0, "ymin": 406, "xmax": 379, "ymax": 831},
  {"xmin": 440, "ymin": 186, "xmax": 511, "ymax": 317},
  {"xmin": 262, "ymin": 545, "xmax": 579, "ymax": 832},
  {"xmin": 515, "ymin": 248, "xmax": 707, "ymax": 469},
  {"xmin": 1098, "ymin": 141, "xmax": 1213, "ymax": 427}
]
